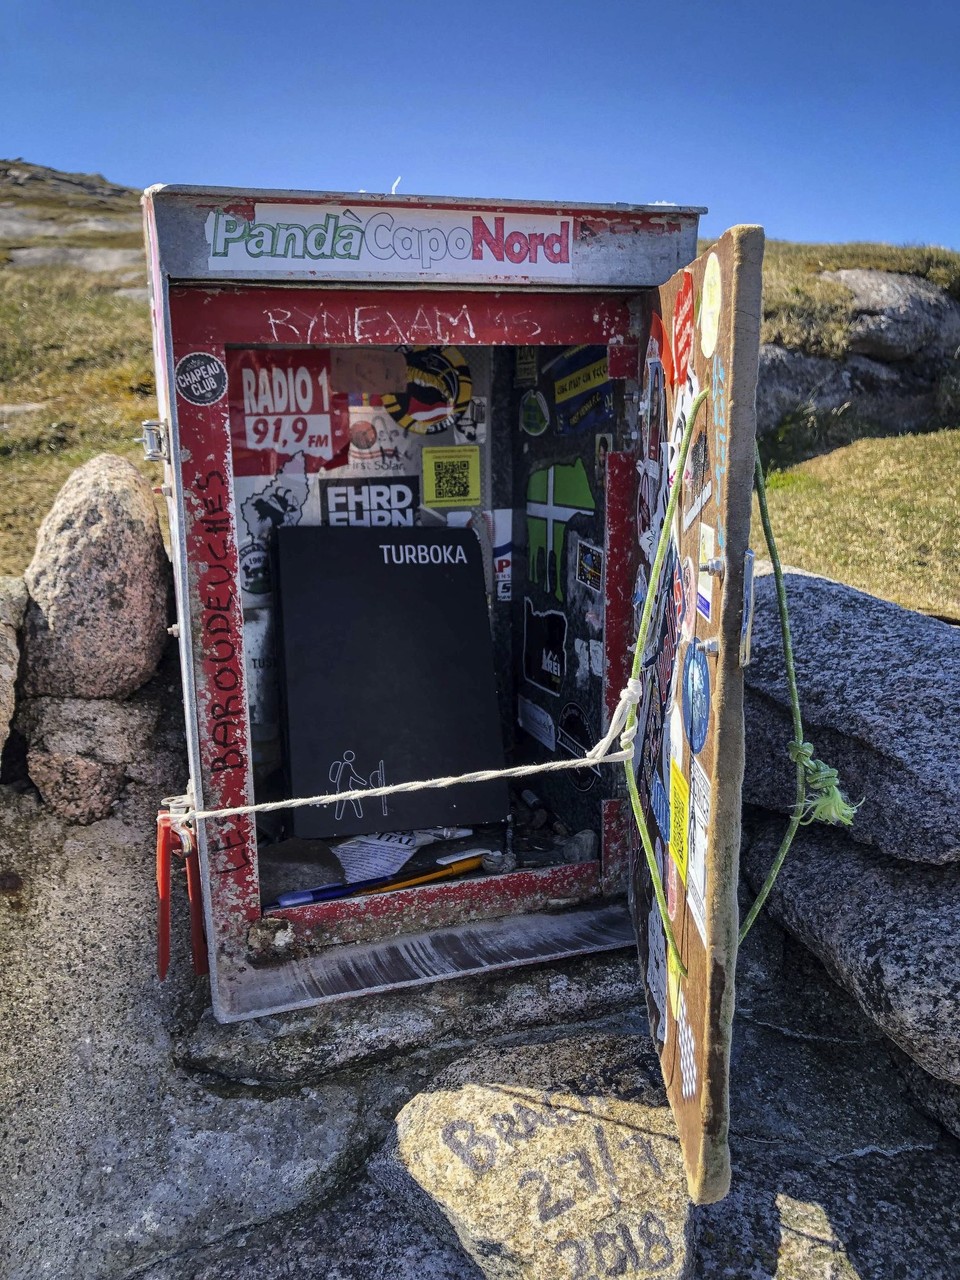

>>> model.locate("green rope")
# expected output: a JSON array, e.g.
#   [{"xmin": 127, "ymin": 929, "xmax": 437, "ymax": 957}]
[
  {"xmin": 623, "ymin": 389, "xmax": 709, "ymax": 979},
  {"xmin": 738, "ymin": 445, "xmax": 858, "ymax": 943}
]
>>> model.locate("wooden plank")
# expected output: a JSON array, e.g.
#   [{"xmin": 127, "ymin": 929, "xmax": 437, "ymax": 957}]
[{"xmin": 628, "ymin": 226, "xmax": 764, "ymax": 1203}]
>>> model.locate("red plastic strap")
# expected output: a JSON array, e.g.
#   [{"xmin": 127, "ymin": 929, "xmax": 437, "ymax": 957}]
[
  {"xmin": 156, "ymin": 814, "xmax": 209, "ymax": 980},
  {"xmin": 156, "ymin": 813, "xmax": 173, "ymax": 981},
  {"xmin": 183, "ymin": 836, "xmax": 210, "ymax": 977}
]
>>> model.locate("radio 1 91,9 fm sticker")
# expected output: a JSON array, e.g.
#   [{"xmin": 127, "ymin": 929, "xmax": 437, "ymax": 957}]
[
  {"xmin": 682, "ymin": 642, "xmax": 711, "ymax": 755},
  {"xmin": 175, "ymin": 352, "xmax": 228, "ymax": 406}
]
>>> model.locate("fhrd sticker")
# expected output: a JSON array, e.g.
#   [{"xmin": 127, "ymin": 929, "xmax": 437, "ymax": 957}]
[
  {"xmin": 682, "ymin": 643, "xmax": 711, "ymax": 755},
  {"xmin": 176, "ymin": 352, "xmax": 227, "ymax": 406},
  {"xmin": 422, "ymin": 445, "xmax": 481, "ymax": 509}
]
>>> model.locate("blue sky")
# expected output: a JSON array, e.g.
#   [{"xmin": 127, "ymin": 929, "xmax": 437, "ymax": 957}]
[{"xmin": 3, "ymin": 0, "xmax": 957, "ymax": 247}]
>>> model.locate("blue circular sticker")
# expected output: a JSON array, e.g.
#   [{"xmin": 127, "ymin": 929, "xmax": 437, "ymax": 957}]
[{"xmin": 682, "ymin": 643, "xmax": 711, "ymax": 754}]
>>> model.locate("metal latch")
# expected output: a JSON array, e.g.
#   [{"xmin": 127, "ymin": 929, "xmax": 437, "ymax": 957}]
[{"xmin": 138, "ymin": 419, "xmax": 168, "ymax": 462}]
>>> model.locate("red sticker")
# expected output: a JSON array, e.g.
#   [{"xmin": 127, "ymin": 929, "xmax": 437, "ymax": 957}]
[{"xmin": 672, "ymin": 271, "xmax": 695, "ymax": 387}]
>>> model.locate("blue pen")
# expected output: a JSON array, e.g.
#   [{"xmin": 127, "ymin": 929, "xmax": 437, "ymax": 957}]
[{"xmin": 272, "ymin": 875, "xmax": 393, "ymax": 909}]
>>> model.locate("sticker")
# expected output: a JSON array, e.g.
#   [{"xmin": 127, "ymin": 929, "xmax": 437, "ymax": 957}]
[
  {"xmin": 240, "ymin": 452, "xmax": 310, "ymax": 542},
  {"xmin": 595, "ymin": 433, "xmax": 613, "ymax": 487},
  {"xmin": 492, "ymin": 507, "xmax": 512, "ymax": 603},
  {"xmin": 700, "ymin": 252, "xmax": 722, "ymax": 358},
  {"xmin": 227, "ymin": 348, "xmax": 351, "ymax": 476},
  {"xmin": 523, "ymin": 600, "xmax": 567, "ymax": 696},
  {"xmin": 681, "ymin": 431, "xmax": 713, "ymax": 532},
  {"xmin": 651, "ymin": 773, "xmax": 671, "ymax": 842},
  {"xmin": 454, "ymin": 398, "xmax": 486, "ymax": 445},
  {"xmin": 647, "ymin": 900, "xmax": 667, "ymax": 1043},
  {"xmin": 669, "ymin": 759, "xmax": 689, "ymax": 883},
  {"xmin": 518, "ymin": 696, "xmax": 556, "ymax": 751},
  {"xmin": 575, "ymin": 539, "xmax": 604, "ymax": 593},
  {"xmin": 519, "ymin": 389, "xmax": 550, "ymax": 436},
  {"xmin": 697, "ymin": 525, "xmax": 715, "ymax": 620},
  {"xmin": 573, "ymin": 639, "xmax": 603, "ymax": 687},
  {"xmin": 331, "ymin": 347, "xmax": 407, "ymax": 394},
  {"xmin": 176, "ymin": 351, "xmax": 227, "ymax": 406},
  {"xmin": 557, "ymin": 702, "xmax": 600, "ymax": 792},
  {"xmin": 680, "ymin": 557, "xmax": 696, "ymax": 641},
  {"xmin": 549, "ymin": 345, "xmax": 613, "ymax": 436},
  {"xmin": 421, "ymin": 446, "xmax": 481, "ymax": 509},
  {"xmin": 239, "ymin": 541, "xmax": 272, "ymax": 597},
  {"xmin": 515, "ymin": 347, "xmax": 538, "ymax": 387},
  {"xmin": 672, "ymin": 557, "xmax": 687, "ymax": 636},
  {"xmin": 315, "ymin": 476, "xmax": 419, "ymax": 527},
  {"xmin": 677, "ymin": 987, "xmax": 698, "ymax": 1099},
  {"xmin": 346, "ymin": 405, "xmax": 415, "ymax": 475},
  {"xmin": 687, "ymin": 759, "xmax": 710, "ymax": 944},
  {"xmin": 666, "ymin": 855, "xmax": 681, "ymax": 922},
  {"xmin": 526, "ymin": 459, "xmax": 596, "ymax": 602},
  {"xmin": 682, "ymin": 643, "xmax": 711, "ymax": 755},
  {"xmin": 672, "ymin": 272, "xmax": 695, "ymax": 387},
  {"xmin": 383, "ymin": 346, "xmax": 472, "ymax": 435}
]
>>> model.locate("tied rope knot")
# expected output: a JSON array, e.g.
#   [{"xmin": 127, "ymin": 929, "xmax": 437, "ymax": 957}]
[
  {"xmin": 787, "ymin": 740, "xmax": 859, "ymax": 826},
  {"xmin": 586, "ymin": 678, "xmax": 644, "ymax": 764}
]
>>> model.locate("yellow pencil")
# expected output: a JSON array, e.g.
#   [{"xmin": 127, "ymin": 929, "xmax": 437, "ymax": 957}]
[{"xmin": 358, "ymin": 855, "xmax": 485, "ymax": 895}]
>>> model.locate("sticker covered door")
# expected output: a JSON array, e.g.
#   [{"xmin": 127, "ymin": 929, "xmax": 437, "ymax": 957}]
[{"xmin": 627, "ymin": 225, "xmax": 764, "ymax": 1203}]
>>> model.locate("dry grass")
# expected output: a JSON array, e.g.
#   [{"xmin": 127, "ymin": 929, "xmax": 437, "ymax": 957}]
[
  {"xmin": 0, "ymin": 265, "xmax": 159, "ymax": 573},
  {"xmin": 756, "ymin": 431, "xmax": 960, "ymax": 619}
]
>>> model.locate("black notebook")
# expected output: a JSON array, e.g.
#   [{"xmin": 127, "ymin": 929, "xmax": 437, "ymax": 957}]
[{"xmin": 274, "ymin": 526, "xmax": 509, "ymax": 839}]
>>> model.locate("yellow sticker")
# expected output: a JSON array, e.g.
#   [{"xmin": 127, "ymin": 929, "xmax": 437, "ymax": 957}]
[
  {"xmin": 699, "ymin": 252, "xmax": 722, "ymax": 358},
  {"xmin": 555, "ymin": 355, "xmax": 609, "ymax": 404},
  {"xmin": 421, "ymin": 445, "xmax": 481, "ymax": 509},
  {"xmin": 669, "ymin": 759, "xmax": 689, "ymax": 885}
]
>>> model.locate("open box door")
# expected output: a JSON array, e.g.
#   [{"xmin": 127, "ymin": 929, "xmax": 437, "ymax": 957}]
[{"xmin": 626, "ymin": 226, "xmax": 764, "ymax": 1203}]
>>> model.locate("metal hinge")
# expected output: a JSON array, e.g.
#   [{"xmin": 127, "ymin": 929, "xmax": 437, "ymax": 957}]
[{"xmin": 138, "ymin": 419, "xmax": 168, "ymax": 462}]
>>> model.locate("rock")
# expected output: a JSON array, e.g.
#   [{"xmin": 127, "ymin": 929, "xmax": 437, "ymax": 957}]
[
  {"xmin": 755, "ymin": 343, "xmax": 939, "ymax": 438},
  {"xmin": 0, "ymin": 781, "xmax": 383, "ymax": 1280},
  {"xmin": 697, "ymin": 1145, "xmax": 960, "ymax": 1280},
  {"xmin": 178, "ymin": 951, "xmax": 644, "ymax": 1086},
  {"xmin": 743, "ymin": 566, "xmax": 960, "ymax": 864},
  {"xmin": 137, "ymin": 1174, "xmax": 483, "ymax": 1280},
  {"xmin": 755, "ymin": 343, "xmax": 850, "ymax": 435},
  {"xmin": 24, "ymin": 749, "xmax": 126, "ymax": 824},
  {"xmin": 823, "ymin": 269, "xmax": 960, "ymax": 362},
  {"xmin": 0, "ymin": 576, "xmax": 28, "ymax": 756},
  {"xmin": 17, "ymin": 691, "xmax": 163, "ymax": 823},
  {"xmin": 22, "ymin": 453, "xmax": 169, "ymax": 700},
  {"xmin": 742, "ymin": 814, "xmax": 960, "ymax": 1085},
  {"xmin": 0, "ymin": 575, "xmax": 28, "ymax": 629},
  {"xmin": 372, "ymin": 986, "xmax": 950, "ymax": 1280},
  {"xmin": 373, "ymin": 1034, "xmax": 693, "ymax": 1280},
  {"xmin": 891, "ymin": 1047, "xmax": 960, "ymax": 1141}
]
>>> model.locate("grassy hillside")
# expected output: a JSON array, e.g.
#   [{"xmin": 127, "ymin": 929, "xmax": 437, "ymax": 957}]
[{"xmin": 2, "ymin": 162, "xmax": 958, "ymax": 618}]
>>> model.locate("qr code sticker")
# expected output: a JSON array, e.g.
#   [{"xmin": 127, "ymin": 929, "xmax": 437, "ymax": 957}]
[{"xmin": 434, "ymin": 459, "xmax": 472, "ymax": 501}]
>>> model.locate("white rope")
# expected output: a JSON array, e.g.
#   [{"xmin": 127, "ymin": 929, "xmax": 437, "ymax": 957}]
[{"xmin": 185, "ymin": 681, "xmax": 644, "ymax": 824}]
